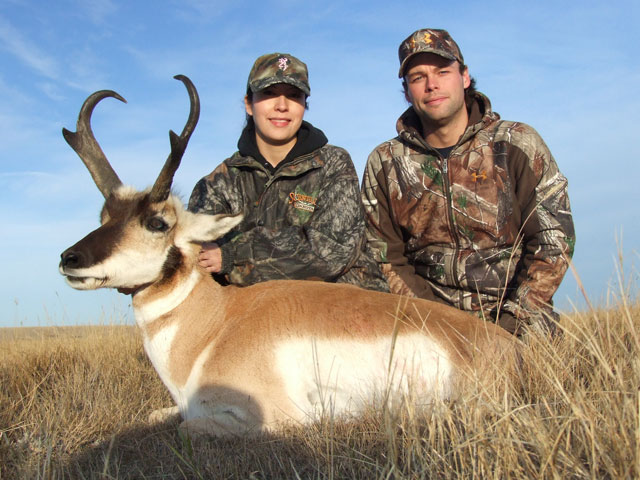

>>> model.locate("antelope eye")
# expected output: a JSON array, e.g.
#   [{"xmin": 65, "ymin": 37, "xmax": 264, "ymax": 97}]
[{"xmin": 146, "ymin": 217, "xmax": 168, "ymax": 232}]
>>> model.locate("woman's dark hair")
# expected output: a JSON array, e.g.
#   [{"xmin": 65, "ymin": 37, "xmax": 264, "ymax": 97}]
[{"xmin": 244, "ymin": 87, "xmax": 309, "ymax": 127}]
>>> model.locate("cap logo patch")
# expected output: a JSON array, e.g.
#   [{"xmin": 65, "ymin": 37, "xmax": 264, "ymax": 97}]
[
  {"xmin": 423, "ymin": 32, "xmax": 432, "ymax": 45},
  {"xmin": 278, "ymin": 57, "xmax": 289, "ymax": 71}
]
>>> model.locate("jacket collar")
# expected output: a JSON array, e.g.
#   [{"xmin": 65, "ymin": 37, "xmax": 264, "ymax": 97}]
[
  {"xmin": 232, "ymin": 120, "xmax": 328, "ymax": 174},
  {"xmin": 396, "ymin": 91, "xmax": 500, "ymax": 149}
]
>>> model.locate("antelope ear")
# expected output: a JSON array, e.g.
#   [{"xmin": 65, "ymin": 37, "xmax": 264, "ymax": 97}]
[{"xmin": 176, "ymin": 211, "xmax": 243, "ymax": 247}]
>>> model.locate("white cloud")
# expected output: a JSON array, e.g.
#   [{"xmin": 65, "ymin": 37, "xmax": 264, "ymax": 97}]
[
  {"xmin": 38, "ymin": 81, "xmax": 67, "ymax": 102},
  {"xmin": 168, "ymin": 0, "xmax": 235, "ymax": 22},
  {"xmin": 75, "ymin": 0, "xmax": 118, "ymax": 25},
  {"xmin": 0, "ymin": 15, "xmax": 59, "ymax": 81}
]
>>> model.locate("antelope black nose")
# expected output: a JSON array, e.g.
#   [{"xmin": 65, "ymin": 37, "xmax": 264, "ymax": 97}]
[{"xmin": 61, "ymin": 250, "xmax": 80, "ymax": 268}]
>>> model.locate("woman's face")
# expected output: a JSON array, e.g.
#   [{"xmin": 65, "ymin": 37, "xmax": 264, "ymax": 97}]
[{"xmin": 245, "ymin": 83, "xmax": 306, "ymax": 149}]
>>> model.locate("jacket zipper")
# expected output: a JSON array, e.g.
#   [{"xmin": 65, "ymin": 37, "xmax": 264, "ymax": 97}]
[
  {"xmin": 440, "ymin": 157, "xmax": 462, "ymax": 289},
  {"xmin": 254, "ymin": 173, "xmax": 276, "ymax": 225},
  {"xmin": 410, "ymin": 131, "xmax": 463, "ymax": 290},
  {"xmin": 253, "ymin": 151, "xmax": 320, "ymax": 222}
]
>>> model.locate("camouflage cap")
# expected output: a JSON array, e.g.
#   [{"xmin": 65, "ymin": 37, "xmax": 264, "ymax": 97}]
[
  {"xmin": 247, "ymin": 53, "xmax": 310, "ymax": 96},
  {"xmin": 398, "ymin": 29, "xmax": 464, "ymax": 77}
]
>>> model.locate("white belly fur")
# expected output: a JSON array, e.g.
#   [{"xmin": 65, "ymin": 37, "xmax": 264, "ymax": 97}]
[
  {"xmin": 143, "ymin": 326, "xmax": 453, "ymax": 430},
  {"xmin": 274, "ymin": 333, "xmax": 453, "ymax": 422}
]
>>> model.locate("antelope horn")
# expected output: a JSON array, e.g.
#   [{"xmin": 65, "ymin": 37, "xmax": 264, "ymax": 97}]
[
  {"xmin": 62, "ymin": 90, "xmax": 125, "ymax": 198},
  {"xmin": 149, "ymin": 75, "xmax": 200, "ymax": 203}
]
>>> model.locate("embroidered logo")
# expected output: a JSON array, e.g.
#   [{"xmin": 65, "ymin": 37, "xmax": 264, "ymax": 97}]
[
  {"xmin": 289, "ymin": 191, "xmax": 317, "ymax": 213},
  {"xmin": 471, "ymin": 170, "xmax": 487, "ymax": 182},
  {"xmin": 278, "ymin": 57, "xmax": 289, "ymax": 71}
]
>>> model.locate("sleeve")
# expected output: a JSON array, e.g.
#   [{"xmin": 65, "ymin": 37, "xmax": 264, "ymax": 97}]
[
  {"xmin": 361, "ymin": 148, "xmax": 438, "ymax": 301},
  {"xmin": 505, "ymin": 130, "xmax": 576, "ymax": 321},
  {"xmin": 188, "ymin": 163, "xmax": 235, "ymax": 216},
  {"xmin": 188, "ymin": 162, "xmax": 241, "ymax": 279},
  {"xmin": 224, "ymin": 149, "xmax": 369, "ymax": 286}
]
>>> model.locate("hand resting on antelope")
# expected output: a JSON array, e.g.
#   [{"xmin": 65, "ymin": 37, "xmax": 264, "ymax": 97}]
[{"xmin": 59, "ymin": 76, "xmax": 517, "ymax": 438}]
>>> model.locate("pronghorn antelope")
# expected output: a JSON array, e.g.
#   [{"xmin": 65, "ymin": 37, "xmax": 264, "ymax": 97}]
[{"xmin": 59, "ymin": 75, "xmax": 517, "ymax": 438}]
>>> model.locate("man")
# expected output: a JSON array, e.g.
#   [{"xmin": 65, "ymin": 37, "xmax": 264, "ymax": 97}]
[{"xmin": 361, "ymin": 28, "xmax": 575, "ymax": 335}]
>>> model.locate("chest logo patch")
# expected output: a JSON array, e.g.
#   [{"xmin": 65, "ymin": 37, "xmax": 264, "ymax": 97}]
[{"xmin": 289, "ymin": 191, "xmax": 318, "ymax": 213}]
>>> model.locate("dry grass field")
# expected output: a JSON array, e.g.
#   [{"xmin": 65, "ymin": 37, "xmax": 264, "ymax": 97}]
[{"xmin": 1, "ymin": 285, "xmax": 638, "ymax": 479}]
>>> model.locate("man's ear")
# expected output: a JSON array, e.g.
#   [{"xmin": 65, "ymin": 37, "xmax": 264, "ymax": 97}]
[{"xmin": 462, "ymin": 66, "xmax": 471, "ymax": 89}]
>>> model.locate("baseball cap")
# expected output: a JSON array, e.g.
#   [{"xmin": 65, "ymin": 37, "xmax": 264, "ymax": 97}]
[
  {"xmin": 247, "ymin": 53, "xmax": 310, "ymax": 95},
  {"xmin": 398, "ymin": 29, "xmax": 464, "ymax": 77}
]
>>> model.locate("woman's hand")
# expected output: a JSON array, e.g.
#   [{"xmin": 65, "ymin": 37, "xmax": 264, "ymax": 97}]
[{"xmin": 198, "ymin": 242, "xmax": 223, "ymax": 273}]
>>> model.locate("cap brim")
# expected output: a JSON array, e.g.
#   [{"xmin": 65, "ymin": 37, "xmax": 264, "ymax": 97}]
[
  {"xmin": 249, "ymin": 76, "xmax": 310, "ymax": 96},
  {"xmin": 398, "ymin": 50, "xmax": 459, "ymax": 77}
]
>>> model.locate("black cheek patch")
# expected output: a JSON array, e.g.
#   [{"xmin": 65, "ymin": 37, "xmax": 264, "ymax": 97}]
[
  {"xmin": 72, "ymin": 196, "xmax": 141, "ymax": 267},
  {"xmin": 62, "ymin": 219, "xmax": 124, "ymax": 268}
]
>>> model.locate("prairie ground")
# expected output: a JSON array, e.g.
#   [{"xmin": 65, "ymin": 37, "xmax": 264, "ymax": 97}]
[{"xmin": 1, "ymin": 289, "xmax": 638, "ymax": 479}]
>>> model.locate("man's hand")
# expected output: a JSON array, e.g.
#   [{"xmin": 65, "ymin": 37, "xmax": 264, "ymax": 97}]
[{"xmin": 198, "ymin": 242, "xmax": 223, "ymax": 273}]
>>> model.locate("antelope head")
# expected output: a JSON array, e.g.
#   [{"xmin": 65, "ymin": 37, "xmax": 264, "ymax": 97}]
[{"xmin": 59, "ymin": 76, "xmax": 241, "ymax": 292}]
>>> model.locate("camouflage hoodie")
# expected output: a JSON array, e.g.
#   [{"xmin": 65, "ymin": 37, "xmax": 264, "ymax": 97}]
[
  {"xmin": 189, "ymin": 120, "xmax": 389, "ymax": 292},
  {"xmin": 361, "ymin": 92, "xmax": 575, "ymax": 328}
]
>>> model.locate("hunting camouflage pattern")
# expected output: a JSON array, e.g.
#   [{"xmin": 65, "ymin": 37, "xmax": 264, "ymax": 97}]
[
  {"xmin": 362, "ymin": 92, "xmax": 575, "ymax": 330},
  {"xmin": 398, "ymin": 28, "xmax": 464, "ymax": 77},
  {"xmin": 247, "ymin": 52, "xmax": 311, "ymax": 95},
  {"xmin": 189, "ymin": 141, "xmax": 389, "ymax": 292}
]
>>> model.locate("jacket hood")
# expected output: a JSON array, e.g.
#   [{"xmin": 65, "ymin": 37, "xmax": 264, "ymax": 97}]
[
  {"xmin": 396, "ymin": 91, "xmax": 499, "ymax": 148},
  {"xmin": 237, "ymin": 120, "xmax": 328, "ymax": 172}
]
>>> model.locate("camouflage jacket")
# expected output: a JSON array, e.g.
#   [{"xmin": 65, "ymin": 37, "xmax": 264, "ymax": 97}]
[
  {"xmin": 189, "ymin": 121, "xmax": 389, "ymax": 292},
  {"xmin": 361, "ymin": 92, "xmax": 575, "ymax": 326}
]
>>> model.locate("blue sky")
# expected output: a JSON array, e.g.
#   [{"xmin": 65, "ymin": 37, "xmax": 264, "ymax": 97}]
[{"xmin": 1, "ymin": 0, "xmax": 638, "ymax": 327}]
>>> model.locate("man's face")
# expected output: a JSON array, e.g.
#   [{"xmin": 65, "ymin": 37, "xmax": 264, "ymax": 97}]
[{"xmin": 403, "ymin": 53, "xmax": 471, "ymax": 132}]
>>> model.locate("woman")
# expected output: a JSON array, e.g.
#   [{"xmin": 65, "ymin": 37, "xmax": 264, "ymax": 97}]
[{"xmin": 188, "ymin": 52, "xmax": 388, "ymax": 292}]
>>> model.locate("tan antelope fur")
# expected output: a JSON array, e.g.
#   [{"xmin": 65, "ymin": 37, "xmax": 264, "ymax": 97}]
[{"xmin": 59, "ymin": 76, "xmax": 517, "ymax": 437}]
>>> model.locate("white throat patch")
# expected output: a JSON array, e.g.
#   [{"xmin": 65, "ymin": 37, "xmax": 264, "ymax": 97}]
[{"xmin": 134, "ymin": 269, "xmax": 201, "ymax": 324}]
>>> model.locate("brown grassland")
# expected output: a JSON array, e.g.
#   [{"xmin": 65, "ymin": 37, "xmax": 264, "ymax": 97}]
[{"xmin": 1, "ymin": 276, "xmax": 638, "ymax": 479}]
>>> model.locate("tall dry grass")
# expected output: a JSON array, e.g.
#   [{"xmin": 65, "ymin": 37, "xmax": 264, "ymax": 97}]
[{"xmin": 1, "ymin": 286, "xmax": 638, "ymax": 478}]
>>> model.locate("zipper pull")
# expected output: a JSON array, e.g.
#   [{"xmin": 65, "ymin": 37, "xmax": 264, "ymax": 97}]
[{"xmin": 442, "ymin": 158, "xmax": 448, "ymax": 174}]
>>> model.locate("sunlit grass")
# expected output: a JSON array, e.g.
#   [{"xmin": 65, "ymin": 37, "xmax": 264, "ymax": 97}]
[{"xmin": 1, "ymin": 271, "xmax": 638, "ymax": 478}]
